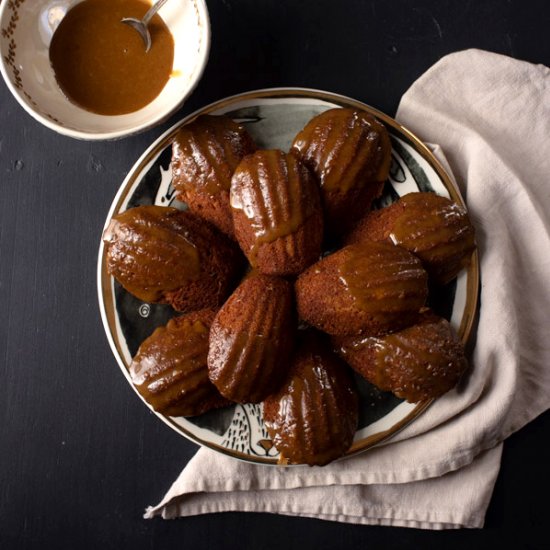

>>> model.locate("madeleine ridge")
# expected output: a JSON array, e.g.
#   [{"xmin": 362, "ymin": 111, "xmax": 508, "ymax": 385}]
[
  {"xmin": 230, "ymin": 149, "xmax": 323, "ymax": 275},
  {"xmin": 334, "ymin": 311, "xmax": 469, "ymax": 403},
  {"xmin": 172, "ymin": 114, "xmax": 257, "ymax": 238},
  {"xmin": 295, "ymin": 241, "xmax": 429, "ymax": 336},
  {"xmin": 103, "ymin": 205, "xmax": 244, "ymax": 312},
  {"xmin": 263, "ymin": 332, "xmax": 359, "ymax": 466},
  {"xmin": 208, "ymin": 274, "xmax": 295, "ymax": 403},
  {"xmin": 129, "ymin": 309, "xmax": 231, "ymax": 417}
]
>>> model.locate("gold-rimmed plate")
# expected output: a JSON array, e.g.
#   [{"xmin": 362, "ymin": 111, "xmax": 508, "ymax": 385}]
[{"xmin": 97, "ymin": 88, "xmax": 479, "ymax": 465}]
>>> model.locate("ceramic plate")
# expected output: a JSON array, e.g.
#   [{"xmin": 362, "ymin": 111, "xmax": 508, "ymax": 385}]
[{"xmin": 97, "ymin": 88, "xmax": 479, "ymax": 465}]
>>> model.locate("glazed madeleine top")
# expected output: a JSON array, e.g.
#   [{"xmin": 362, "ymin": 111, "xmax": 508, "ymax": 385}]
[
  {"xmin": 295, "ymin": 240, "xmax": 429, "ymax": 336},
  {"xmin": 130, "ymin": 309, "xmax": 229, "ymax": 417},
  {"xmin": 291, "ymin": 108, "xmax": 391, "ymax": 194},
  {"xmin": 335, "ymin": 311, "xmax": 469, "ymax": 403},
  {"xmin": 103, "ymin": 205, "xmax": 201, "ymax": 302},
  {"xmin": 230, "ymin": 149, "xmax": 323, "ymax": 273},
  {"xmin": 172, "ymin": 114, "xmax": 257, "ymax": 197},
  {"xmin": 337, "ymin": 241, "xmax": 428, "ymax": 314},
  {"xmin": 263, "ymin": 331, "xmax": 358, "ymax": 466},
  {"xmin": 208, "ymin": 273, "xmax": 295, "ymax": 403},
  {"xmin": 384, "ymin": 193, "xmax": 476, "ymax": 284},
  {"xmin": 346, "ymin": 192, "xmax": 476, "ymax": 284}
]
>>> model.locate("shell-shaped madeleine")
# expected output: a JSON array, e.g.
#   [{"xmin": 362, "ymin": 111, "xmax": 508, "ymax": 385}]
[
  {"xmin": 346, "ymin": 192, "xmax": 476, "ymax": 285},
  {"xmin": 263, "ymin": 332, "xmax": 358, "ymax": 466},
  {"xmin": 208, "ymin": 274, "xmax": 294, "ymax": 403},
  {"xmin": 295, "ymin": 241, "xmax": 428, "ymax": 336},
  {"xmin": 172, "ymin": 115, "xmax": 257, "ymax": 237},
  {"xmin": 291, "ymin": 108, "xmax": 391, "ymax": 235},
  {"xmin": 334, "ymin": 311, "xmax": 469, "ymax": 402},
  {"xmin": 103, "ymin": 205, "xmax": 244, "ymax": 311},
  {"xmin": 230, "ymin": 149, "xmax": 323, "ymax": 275},
  {"xmin": 129, "ymin": 309, "xmax": 230, "ymax": 417}
]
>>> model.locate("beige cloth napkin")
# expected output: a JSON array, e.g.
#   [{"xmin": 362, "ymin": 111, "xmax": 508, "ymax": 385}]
[{"xmin": 144, "ymin": 50, "xmax": 550, "ymax": 529}]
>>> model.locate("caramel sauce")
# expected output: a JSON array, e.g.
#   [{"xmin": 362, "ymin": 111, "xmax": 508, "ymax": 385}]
[
  {"xmin": 338, "ymin": 242, "xmax": 427, "ymax": 313},
  {"xmin": 49, "ymin": 0, "xmax": 174, "ymax": 115},
  {"xmin": 103, "ymin": 206, "xmax": 200, "ymax": 303}
]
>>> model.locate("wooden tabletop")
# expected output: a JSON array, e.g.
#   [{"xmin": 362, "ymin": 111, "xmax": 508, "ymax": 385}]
[{"xmin": 1, "ymin": 0, "xmax": 549, "ymax": 548}]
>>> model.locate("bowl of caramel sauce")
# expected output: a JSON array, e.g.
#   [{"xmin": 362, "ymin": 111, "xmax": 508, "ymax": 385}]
[{"xmin": 0, "ymin": 0, "xmax": 210, "ymax": 140}]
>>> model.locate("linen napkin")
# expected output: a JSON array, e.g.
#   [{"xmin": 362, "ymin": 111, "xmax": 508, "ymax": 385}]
[{"xmin": 144, "ymin": 49, "xmax": 550, "ymax": 529}]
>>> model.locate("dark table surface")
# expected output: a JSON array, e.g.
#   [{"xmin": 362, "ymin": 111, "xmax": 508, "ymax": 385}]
[{"xmin": 1, "ymin": 1, "xmax": 550, "ymax": 548}]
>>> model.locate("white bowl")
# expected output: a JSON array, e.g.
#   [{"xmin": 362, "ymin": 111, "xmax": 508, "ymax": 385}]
[{"xmin": 0, "ymin": 0, "xmax": 210, "ymax": 140}]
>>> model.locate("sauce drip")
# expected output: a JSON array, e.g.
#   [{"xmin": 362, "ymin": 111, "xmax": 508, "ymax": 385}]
[{"xmin": 49, "ymin": 0, "xmax": 174, "ymax": 115}]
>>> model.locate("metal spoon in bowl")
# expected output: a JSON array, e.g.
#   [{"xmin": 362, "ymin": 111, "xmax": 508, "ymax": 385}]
[{"xmin": 121, "ymin": 0, "xmax": 170, "ymax": 53}]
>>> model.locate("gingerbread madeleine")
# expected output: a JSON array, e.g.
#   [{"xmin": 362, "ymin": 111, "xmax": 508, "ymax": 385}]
[
  {"xmin": 263, "ymin": 331, "xmax": 358, "ymax": 466},
  {"xmin": 230, "ymin": 149, "xmax": 323, "ymax": 275},
  {"xmin": 103, "ymin": 205, "xmax": 243, "ymax": 311},
  {"xmin": 295, "ymin": 241, "xmax": 428, "ymax": 336},
  {"xmin": 263, "ymin": 329, "xmax": 358, "ymax": 466},
  {"xmin": 291, "ymin": 108, "xmax": 391, "ymax": 236},
  {"xmin": 129, "ymin": 309, "xmax": 230, "ymax": 416},
  {"xmin": 346, "ymin": 192, "xmax": 476, "ymax": 285},
  {"xmin": 334, "ymin": 310, "xmax": 468, "ymax": 403},
  {"xmin": 208, "ymin": 274, "xmax": 295, "ymax": 403},
  {"xmin": 172, "ymin": 115, "xmax": 257, "ymax": 237}
]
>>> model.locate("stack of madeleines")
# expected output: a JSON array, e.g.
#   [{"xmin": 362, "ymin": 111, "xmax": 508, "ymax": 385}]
[{"xmin": 103, "ymin": 109, "xmax": 476, "ymax": 466}]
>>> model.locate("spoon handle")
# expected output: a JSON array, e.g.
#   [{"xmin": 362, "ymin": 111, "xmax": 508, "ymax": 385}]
[{"xmin": 142, "ymin": 0, "xmax": 170, "ymax": 26}]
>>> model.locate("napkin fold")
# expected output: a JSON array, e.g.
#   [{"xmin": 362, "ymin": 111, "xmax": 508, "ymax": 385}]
[{"xmin": 145, "ymin": 49, "xmax": 550, "ymax": 529}]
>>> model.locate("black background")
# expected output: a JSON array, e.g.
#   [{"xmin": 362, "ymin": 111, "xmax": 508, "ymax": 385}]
[{"xmin": 1, "ymin": 0, "xmax": 550, "ymax": 548}]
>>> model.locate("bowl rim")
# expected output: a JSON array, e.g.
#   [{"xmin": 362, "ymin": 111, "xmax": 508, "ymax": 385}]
[{"xmin": 0, "ymin": 0, "xmax": 211, "ymax": 141}]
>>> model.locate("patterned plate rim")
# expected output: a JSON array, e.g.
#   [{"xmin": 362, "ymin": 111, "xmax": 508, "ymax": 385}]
[{"xmin": 97, "ymin": 87, "xmax": 480, "ymax": 465}]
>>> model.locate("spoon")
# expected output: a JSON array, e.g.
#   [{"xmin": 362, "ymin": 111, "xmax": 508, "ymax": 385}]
[{"xmin": 121, "ymin": 0, "xmax": 170, "ymax": 53}]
